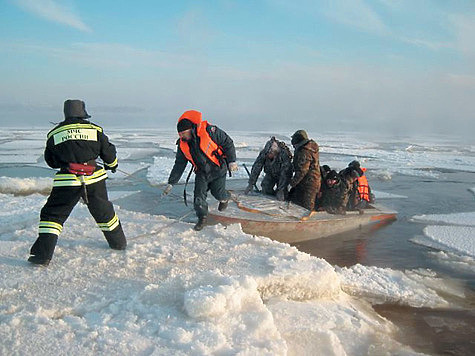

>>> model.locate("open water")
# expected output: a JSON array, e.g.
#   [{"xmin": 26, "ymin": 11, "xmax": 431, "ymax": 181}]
[{"xmin": 294, "ymin": 171, "xmax": 475, "ymax": 355}]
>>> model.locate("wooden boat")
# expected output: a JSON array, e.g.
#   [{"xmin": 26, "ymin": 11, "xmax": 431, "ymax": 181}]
[{"xmin": 208, "ymin": 192, "xmax": 397, "ymax": 243}]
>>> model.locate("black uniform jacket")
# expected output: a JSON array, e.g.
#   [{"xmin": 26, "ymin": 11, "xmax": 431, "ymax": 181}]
[{"xmin": 44, "ymin": 117, "xmax": 118, "ymax": 171}]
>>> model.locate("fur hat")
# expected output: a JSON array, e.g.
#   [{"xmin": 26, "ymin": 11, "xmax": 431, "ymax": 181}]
[
  {"xmin": 291, "ymin": 130, "xmax": 308, "ymax": 146},
  {"xmin": 345, "ymin": 169, "xmax": 360, "ymax": 179},
  {"xmin": 349, "ymin": 160, "xmax": 360, "ymax": 169},
  {"xmin": 64, "ymin": 99, "xmax": 91, "ymax": 119},
  {"xmin": 349, "ymin": 161, "xmax": 364, "ymax": 176}
]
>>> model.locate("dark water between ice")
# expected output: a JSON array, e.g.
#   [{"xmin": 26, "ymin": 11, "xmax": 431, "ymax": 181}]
[
  {"xmin": 293, "ymin": 171, "xmax": 475, "ymax": 356},
  {"xmin": 2, "ymin": 164, "xmax": 474, "ymax": 355}
]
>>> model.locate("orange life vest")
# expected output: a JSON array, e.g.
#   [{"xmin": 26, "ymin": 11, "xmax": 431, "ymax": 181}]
[
  {"xmin": 357, "ymin": 168, "xmax": 370, "ymax": 202},
  {"xmin": 178, "ymin": 110, "xmax": 223, "ymax": 169}
]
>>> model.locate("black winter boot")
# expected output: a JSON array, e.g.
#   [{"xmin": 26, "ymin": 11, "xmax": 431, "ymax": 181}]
[
  {"xmin": 28, "ymin": 234, "xmax": 58, "ymax": 266},
  {"xmin": 104, "ymin": 223, "xmax": 127, "ymax": 250},
  {"xmin": 28, "ymin": 255, "xmax": 51, "ymax": 266},
  {"xmin": 218, "ymin": 200, "xmax": 228, "ymax": 212},
  {"xmin": 194, "ymin": 216, "xmax": 207, "ymax": 231}
]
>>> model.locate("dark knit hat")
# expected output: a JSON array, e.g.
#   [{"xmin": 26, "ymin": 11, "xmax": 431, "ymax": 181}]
[
  {"xmin": 343, "ymin": 169, "xmax": 360, "ymax": 179},
  {"xmin": 177, "ymin": 119, "xmax": 193, "ymax": 132},
  {"xmin": 349, "ymin": 161, "xmax": 363, "ymax": 176},
  {"xmin": 64, "ymin": 99, "xmax": 91, "ymax": 119},
  {"xmin": 326, "ymin": 170, "xmax": 338, "ymax": 180},
  {"xmin": 291, "ymin": 130, "xmax": 308, "ymax": 146}
]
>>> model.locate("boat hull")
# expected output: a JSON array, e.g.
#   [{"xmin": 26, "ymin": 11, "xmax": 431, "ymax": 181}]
[{"xmin": 208, "ymin": 194, "xmax": 397, "ymax": 243}]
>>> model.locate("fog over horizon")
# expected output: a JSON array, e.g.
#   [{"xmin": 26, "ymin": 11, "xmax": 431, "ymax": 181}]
[
  {"xmin": 2, "ymin": 105, "xmax": 473, "ymax": 140},
  {"xmin": 2, "ymin": 62, "xmax": 473, "ymax": 138},
  {"xmin": 1, "ymin": 1, "xmax": 474, "ymax": 139}
]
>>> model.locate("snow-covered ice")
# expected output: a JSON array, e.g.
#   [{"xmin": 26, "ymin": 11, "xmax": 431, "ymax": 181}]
[
  {"xmin": 411, "ymin": 211, "xmax": 475, "ymax": 272},
  {"xmin": 0, "ymin": 176, "xmax": 52, "ymax": 195},
  {"xmin": 412, "ymin": 212, "xmax": 475, "ymax": 227},
  {"xmin": 1, "ymin": 128, "xmax": 474, "ymax": 355},
  {"xmin": 0, "ymin": 192, "xmax": 444, "ymax": 355}
]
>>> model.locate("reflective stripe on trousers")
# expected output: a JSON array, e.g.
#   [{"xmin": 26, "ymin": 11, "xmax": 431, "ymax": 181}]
[
  {"xmin": 97, "ymin": 213, "xmax": 120, "ymax": 232},
  {"xmin": 38, "ymin": 221, "xmax": 63, "ymax": 235}
]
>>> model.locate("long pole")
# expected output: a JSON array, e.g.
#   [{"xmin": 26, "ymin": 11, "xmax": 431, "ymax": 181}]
[{"xmin": 242, "ymin": 163, "xmax": 260, "ymax": 192}]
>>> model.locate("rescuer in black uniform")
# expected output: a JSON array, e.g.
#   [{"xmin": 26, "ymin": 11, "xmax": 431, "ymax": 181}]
[{"xmin": 28, "ymin": 99, "xmax": 127, "ymax": 266}]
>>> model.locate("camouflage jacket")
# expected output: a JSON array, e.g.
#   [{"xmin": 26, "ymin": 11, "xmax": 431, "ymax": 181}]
[
  {"xmin": 290, "ymin": 139, "xmax": 320, "ymax": 188},
  {"xmin": 248, "ymin": 139, "xmax": 293, "ymax": 192},
  {"xmin": 319, "ymin": 178, "xmax": 351, "ymax": 214}
]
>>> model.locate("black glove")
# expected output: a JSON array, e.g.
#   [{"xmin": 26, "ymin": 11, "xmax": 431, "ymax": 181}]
[{"xmin": 105, "ymin": 164, "xmax": 118, "ymax": 173}]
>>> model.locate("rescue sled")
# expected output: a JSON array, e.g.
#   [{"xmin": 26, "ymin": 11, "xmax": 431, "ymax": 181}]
[{"xmin": 208, "ymin": 192, "xmax": 397, "ymax": 243}]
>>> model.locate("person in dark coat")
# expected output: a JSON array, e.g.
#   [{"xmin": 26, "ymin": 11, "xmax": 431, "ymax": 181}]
[
  {"xmin": 318, "ymin": 170, "xmax": 352, "ymax": 214},
  {"xmin": 288, "ymin": 130, "xmax": 321, "ymax": 210},
  {"xmin": 340, "ymin": 160, "xmax": 374, "ymax": 210},
  {"xmin": 316, "ymin": 164, "xmax": 332, "ymax": 204},
  {"xmin": 28, "ymin": 99, "xmax": 127, "ymax": 266},
  {"xmin": 320, "ymin": 165, "xmax": 331, "ymax": 181},
  {"xmin": 163, "ymin": 110, "xmax": 237, "ymax": 231},
  {"xmin": 244, "ymin": 137, "xmax": 293, "ymax": 201},
  {"xmin": 339, "ymin": 167, "xmax": 361, "ymax": 211}
]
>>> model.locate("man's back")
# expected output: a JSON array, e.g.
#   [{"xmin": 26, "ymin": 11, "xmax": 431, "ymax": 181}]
[{"xmin": 44, "ymin": 118, "xmax": 116, "ymax": 170}]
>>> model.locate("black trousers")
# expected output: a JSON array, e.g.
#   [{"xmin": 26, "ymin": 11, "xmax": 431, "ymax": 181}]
[
  {"xmin": 30, "ymin": 179, "xmax": 126, "ymax": 260},
  {"xmin": 193, "ymin": 173, "xmax": 230, "ymax": 219}
]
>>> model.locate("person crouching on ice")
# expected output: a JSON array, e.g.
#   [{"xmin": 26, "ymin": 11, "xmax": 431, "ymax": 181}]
[
  {"xmin": 28, "ymin": 99, "xmax": 127, "ymax": 266},
  {"xmin": 163, "ymin": 110, "xmax": 238, "ymax": 231},
  {"xmin": 244, "ymin": 137, "xmax": 293, "ymax": 201}
]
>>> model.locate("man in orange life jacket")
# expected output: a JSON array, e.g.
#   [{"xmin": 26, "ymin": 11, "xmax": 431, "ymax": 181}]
[
  {"xmin": 28, "ymin": 99, "xmax": 127, "ymax": 266},
  {"xmin": 163, "ymin": 110, "xmax": 237, "ymax": 231},
  {"xmin": 342, "ymin": 160, "xmax": 374, "ymax": 209}
]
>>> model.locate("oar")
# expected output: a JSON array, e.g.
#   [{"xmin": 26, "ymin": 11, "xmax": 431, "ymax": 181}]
[{"xmin": 242, "ymin": 163, "xmax": 260, "ymax": 192}]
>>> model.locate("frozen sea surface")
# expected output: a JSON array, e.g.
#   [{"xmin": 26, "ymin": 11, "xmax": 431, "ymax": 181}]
[{"xmin": 0, "ymin": 127, "xmax": 474, "ymax": 355}]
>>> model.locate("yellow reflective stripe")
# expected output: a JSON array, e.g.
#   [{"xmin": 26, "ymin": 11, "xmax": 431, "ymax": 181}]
[
  {"xmin": 39, "ymin": 221, "xmax": 63, "ymax": 230},
  {"xmin": 97, "ymin": 214, "xmax": 118, "ymax": 228},
  {"xmin": 39, "ymin": 221, "xmax": 63, "ymax": 235},
  {"xmin": 52, "ymin": 169, "xmax": 108, "ymax": 187},
  {"xmin": 54, "ymin": 174, "xmax": 78, "ymax": 180},
  {"xmin": 53, "ymin": 180, "xmax": 82, "ymax": 187},
  {"xmin": 104, "ymin": 158, "xmax": 118, "ymax": 168},
  {"xmin": 53, "ymin": 174, "xmax": 82, "ymax": 187},
  {"xmin": 97, "ymin": 214, "xmax": 119, "ymax": 231},
  {"xmin": 84, "ymin": 169, "xmax": 108, "ymax": 184},
  {"xmin": 48, "ymin": 123, "xmax": 102, "ymax": 139},
  {"xmin": 38, "ymin": 228, "xmax": 62, "ymax": 235}
]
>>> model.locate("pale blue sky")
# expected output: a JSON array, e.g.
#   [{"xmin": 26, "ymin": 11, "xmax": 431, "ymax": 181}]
[{"xmin": 1, "ymin": 0, "xmax": 474, "ymax": 136}]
